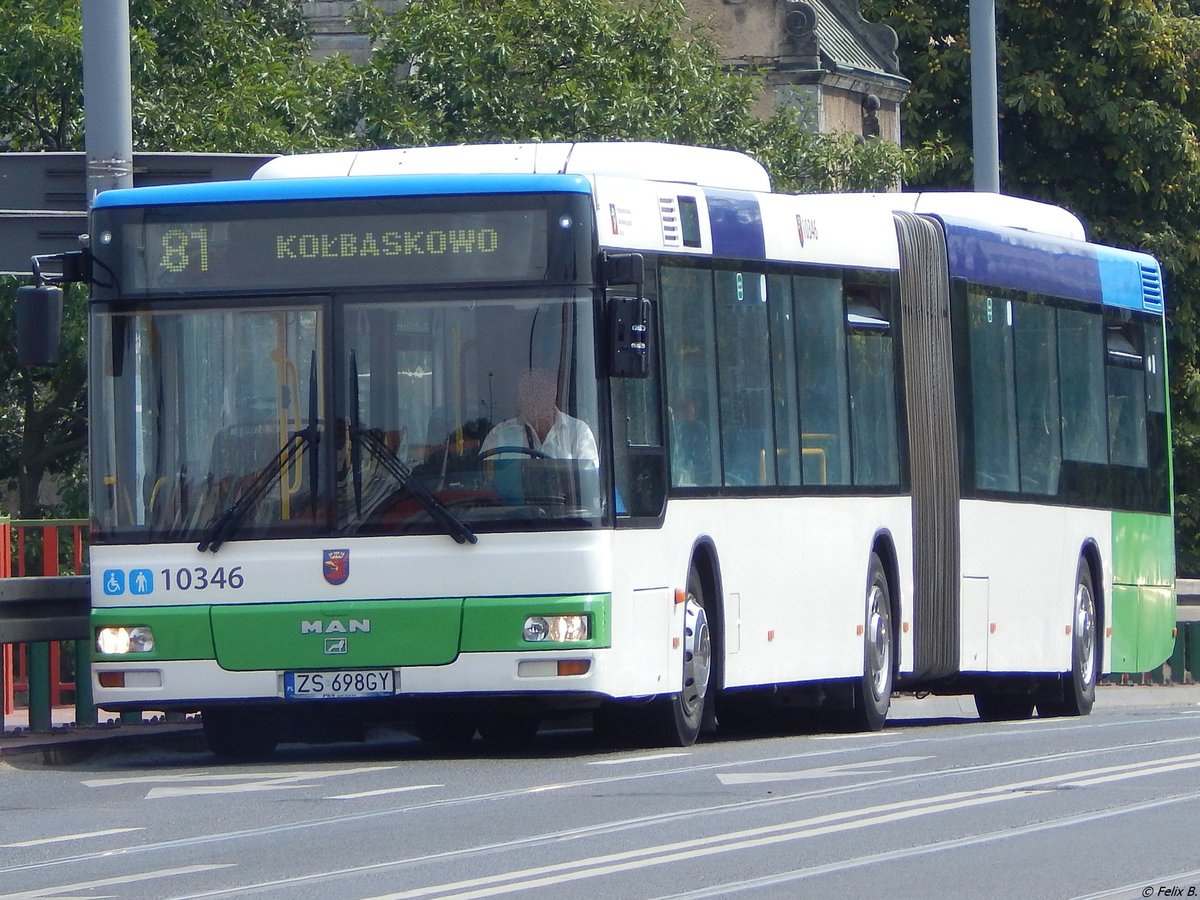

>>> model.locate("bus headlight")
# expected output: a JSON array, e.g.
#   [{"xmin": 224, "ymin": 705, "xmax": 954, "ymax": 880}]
[
  {"xmin": 522, "ymin": 615, "xmax": 589, "ymax": 643},
  {"xmin": 96, "ymin": 626, "xmax": 155, "ymax": 654}
]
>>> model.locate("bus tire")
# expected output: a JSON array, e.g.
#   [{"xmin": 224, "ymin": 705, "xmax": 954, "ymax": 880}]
[
  {"xmin": 1037, "ymin": 558, "xmax": 1098, "ymax": 718},
  {"xmin": 647, "ymin": 565, "xmax": 712, "ymax": 747},
  {"xmin": 848, "ymin": 552, "xmax": 893, "ymax": 732},
  {"xmin": 202, "ymin": 706, "xmax": 278, "ymax": 762}
]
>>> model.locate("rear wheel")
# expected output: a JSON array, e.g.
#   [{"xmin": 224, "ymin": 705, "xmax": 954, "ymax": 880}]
[
  {"xmin": 1038, "ymin": 558, "xmax": 1098, "ymax": 718},
  {"xmin": 202, "ymin": 706, "xmax": 278, "ymax": 762},
  {"xmin": 646, "ymin": 566, "xmax": 712, "ymax": 746},
  {"xmin": 848, "ymin": 553, "xmax": 893, "ymax": 732}
]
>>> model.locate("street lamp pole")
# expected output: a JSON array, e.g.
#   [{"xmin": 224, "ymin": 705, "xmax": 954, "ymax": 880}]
[
  {"xmin": 82, "ymin": 0, "xmax": 134, "ymax": 206},
  {"xmin": 969, "ymin": 0, "xmax": 1001, "ymax": 192}
]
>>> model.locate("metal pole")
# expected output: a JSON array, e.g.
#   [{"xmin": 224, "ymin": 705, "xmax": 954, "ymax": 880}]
[
  {"xmin": 28, "ymin": 642, "xmax": 51, "ymax": 732},
  {"xmin": 82, "ymin": 1, "xmax": 135, "ymax": 726},
  {"xmin": 969, "ymin": 0, "xmax": 1001, "ymax": 193},
  {"xmin": 82, "ymin": 0, "xmax": 134, "ymax": 205}
]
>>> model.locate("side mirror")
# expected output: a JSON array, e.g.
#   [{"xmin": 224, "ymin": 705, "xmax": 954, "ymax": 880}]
[{"xmin": 16, "ymin": 284, "xmax": 64, "ymax": 367}]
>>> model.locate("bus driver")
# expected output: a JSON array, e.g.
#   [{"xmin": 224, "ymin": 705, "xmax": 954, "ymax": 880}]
[{"xmin": 480, "ymin": 367, "xmax": 598, "ymax": 464}]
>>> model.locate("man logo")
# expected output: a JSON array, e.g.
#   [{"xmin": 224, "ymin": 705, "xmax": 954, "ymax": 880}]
[{"xmin": 325, "ymin": 637, "xmax": 348, "ymax": 655}]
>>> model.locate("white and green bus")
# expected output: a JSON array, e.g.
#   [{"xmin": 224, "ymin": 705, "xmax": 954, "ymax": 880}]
[{"xmin": 35, "ymin": 142, "xmax": 1172, "ymax": 757}]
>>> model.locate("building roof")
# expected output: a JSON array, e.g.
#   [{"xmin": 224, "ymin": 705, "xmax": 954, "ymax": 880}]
[{"xmin": 809, "ymin": 0, "xmax": 904, "ymax": 79}]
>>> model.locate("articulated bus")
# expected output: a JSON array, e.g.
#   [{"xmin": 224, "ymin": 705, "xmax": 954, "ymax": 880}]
[{"xmin": 36, "ymin": 142, "xmax": 1172, "ymax": 758}]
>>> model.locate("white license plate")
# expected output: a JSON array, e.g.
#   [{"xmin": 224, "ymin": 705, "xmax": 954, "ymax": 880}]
[{"xmin": 284, "ymin": 669, "xmax": 397, "ymax": 699}]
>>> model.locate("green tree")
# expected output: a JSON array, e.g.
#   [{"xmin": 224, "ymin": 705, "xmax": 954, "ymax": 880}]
[
  {"xmin": 0, "ymin": 0, "xmax": 357, "ymax": 153},
  {"xmin": 861, "ymin": 0, "xmax": 1200, "ymax": 572},
  {"xmin": 0, "ymin": 0, "xmax": 357, "ymax": 516},
  {"xmin": 345, "ymin": 0, "xmax": 923, "ymax": 193},
  {"xmin": 0, "ymin": 281, "xmax": 87, "ymax": 518}
]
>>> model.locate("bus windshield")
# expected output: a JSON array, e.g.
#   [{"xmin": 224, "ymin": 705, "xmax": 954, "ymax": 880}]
[{"xmin": 90, "ymin": 290, "xmax": 605, "ymax": 545}]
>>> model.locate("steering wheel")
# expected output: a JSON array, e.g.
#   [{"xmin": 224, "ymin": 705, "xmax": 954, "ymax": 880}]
[{"xmin": 478, "ymin": 445, "xmax": 551, "ymax": 461}]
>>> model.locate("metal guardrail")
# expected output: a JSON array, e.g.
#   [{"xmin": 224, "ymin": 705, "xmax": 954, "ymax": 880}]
[
  {"xmin": 1, "ymin": 520, "xmax": 92, "ymax": 732},
  {"xmin": 0, "ymin": 575, "xmax": 90, "ymax": 644}
]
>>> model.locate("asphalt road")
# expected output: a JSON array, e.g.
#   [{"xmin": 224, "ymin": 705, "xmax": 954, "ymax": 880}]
[{"xmin": 2, "ymin": 688, "xmax": 1200, "ymax": 900}]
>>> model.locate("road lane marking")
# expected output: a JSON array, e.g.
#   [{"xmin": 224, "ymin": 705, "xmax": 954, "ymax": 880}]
[
  {"xmin": 360, "ymin": 753, "xmax": 1200, "ymax": 900},
  {"xmin": 12, "ymin": 726, "xmax": 1200, "ymax": 885},
  {"xmin": 82, "ymin": 765, "xmax": 398, "ymax": 788},
  {"xmin": 589, "ymin": 753, "xmax": 691, "ymax": 766},
  {"xmin": 717, "ymin": 755, "xmax": 932, "ymax": 785},
  {"xmin": 2, "ymin": 864, "xmax": 234, "ymax": 899},
  {"xmin": 1069, "ymin": 865, "xmax": 1200, "ymax": 900},
  {"xmin": 2, "ymin": 828, "xmax": 144, "ymax": 849},
  {"xmin": 813, "ymin": 731, "xmax": 904, "ymax": 740},
  {"xmin": 328, "ymin": 784, "xmax": 444, "ymax": 800},
  {"xmin": 663, "ymin": 791, "xmax": 1200, "ymax": 898},
  {"xmin": 83, "ymin": 765, "xmax": 403, "ymax": 800}
]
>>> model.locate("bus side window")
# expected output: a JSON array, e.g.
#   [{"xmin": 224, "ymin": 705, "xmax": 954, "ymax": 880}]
[
  {"xmin": 1057, "ymin": 307, "xmax": 1108, "ymax": 465},
  {"xmin": 794, "ymin": 275, "xmax": 852, "ymax": 486},
  {"xmin": 715, "ymin": 269, "xmax": 775, "ymax": 487},
  {"xmin": 661, "ymin": 263, "xmax": 720, "ymax": 488},
  {"xmin": 1012, "ymin": 299, "xmax": 1062, "ymax": 495},
  {"xmin": 1105, "ymin": 317, "xmax": 1148, "ymax": 469},
  {"xmin": 845, "ymin": 283, "xmax": 900, "ymax": 487},
  {"xmin": 967, "ymin": 290, "xmax": 1019, "ymax": 492}
]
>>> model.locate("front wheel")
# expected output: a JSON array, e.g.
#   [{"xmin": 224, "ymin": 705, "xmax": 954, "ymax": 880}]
[
  {"xmin": 848, "ymin": 552, "xmax": 893, "ymax": 732},
  {"xmin": 1037, "ymin": 558, "xmax": 1098, "ymax": 718},
  {"xmin": 646, "ymin": 567, "xmax": 712, "ymax": 747}
]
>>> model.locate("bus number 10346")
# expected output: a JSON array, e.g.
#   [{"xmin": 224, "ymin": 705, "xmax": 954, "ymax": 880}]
[{"xmin": 160, "ymin": 565, "xmax": 244, "ymax": 591}]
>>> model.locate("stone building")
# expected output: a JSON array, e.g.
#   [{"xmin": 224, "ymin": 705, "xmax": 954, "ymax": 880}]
[{"xmin": 301, "ymin": 0, "xmax": 908, "ymax": 142}]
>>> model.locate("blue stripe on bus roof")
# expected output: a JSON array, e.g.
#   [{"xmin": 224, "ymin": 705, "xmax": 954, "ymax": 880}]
[
  {"xmin": 91, "ymin": 173, "xmax": 594, "ymax": 208},
  {"xmin": 939, "ymin": 217, "xmax": 1160, "ymax": 313}
]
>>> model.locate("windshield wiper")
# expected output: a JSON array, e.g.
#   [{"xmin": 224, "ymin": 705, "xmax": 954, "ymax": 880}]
[
  {"xmin": 196, "ymin": 426, "xmax": 318, "ymax": 553},
  {"xmin": 198, "ymin": 353, "xmax": 321, "ymax": 553},
  {"xmin": 349, "ymin": 350, "xmax": 477, "ymax": 545}
]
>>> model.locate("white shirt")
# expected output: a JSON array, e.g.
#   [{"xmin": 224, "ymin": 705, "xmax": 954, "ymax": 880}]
[{"xmin": 480, "ymin": 409, "xmax": 599, "ymax": 464}]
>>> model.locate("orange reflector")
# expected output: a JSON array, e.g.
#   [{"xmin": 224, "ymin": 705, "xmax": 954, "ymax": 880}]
[
  {"xmin": 674, "ymin": 589, "xmax": 687, "ymax": 605},
  {"xmin": 989, "ymin": 623, "xmax": 997, "ymax": 634},
  {"xmin": 856, "ymin": 625, "xmax": 864, "ymax": 636},
  {"xmin": 1106, "ymin": 627, "xmax": 1113, "ymax": 638},
  {"xmin": 1065, "ymin": 625, "xmax": 1073, "ymax": 635},
  {"xmin": 557, "ymin": 660, "xmax": 590, "ymax": 677},
  {"xmin": 902, "ymin": 622, "xmax": 910, "ymax": 634},
  {"xmin": 98, "ymin": 672, "xmax": 125, "ymax": 688},
  {"xmin": 1173, "ymin": 627, "xmax": 1179, "ymax": 638},
  {"xmin": 767, "ymin": 629, "xmax": 775, "ymax": 642},
  {"xmin": 672, "ymin": 637, "xmax": 681, "ymax": 649}
]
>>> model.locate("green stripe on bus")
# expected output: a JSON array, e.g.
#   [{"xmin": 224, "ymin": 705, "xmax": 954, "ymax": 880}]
[
  {"xmin": 460, "ymin": 594, "xmax": 611, "ymax": 651},
  {"xmin": 92, "ymin": 606, "xmax": 215, "ymax": 660},
  {"xmin": 1110, "ymin": 511, "xmax": 1176, "ymax": 672}
]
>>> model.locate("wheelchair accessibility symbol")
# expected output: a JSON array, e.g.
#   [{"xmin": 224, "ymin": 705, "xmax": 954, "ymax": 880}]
[
  {"xmin": 103, "ymin": 569, "xmax": 126, "ymax": 595},
  {"xmin": 103, "ymin": 568, "xmax": 155, "ymax": 596}
]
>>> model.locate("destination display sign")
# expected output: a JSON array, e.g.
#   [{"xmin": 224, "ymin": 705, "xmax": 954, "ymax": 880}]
[{"xmin": 103, "ymin": 203, "xmax": 559, "ymax": 294}]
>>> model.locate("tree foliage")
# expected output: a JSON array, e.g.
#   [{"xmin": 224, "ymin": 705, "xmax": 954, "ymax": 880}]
[
  {"xmin": 0, "ymin": 0, "xmax": 358, "ymax": 153},
  {"xmin": 344, "ymin": 0, "xmax": 923, "ymax": 193},
  {"xmin": 861, "ymin": 0, "xmax": 1200, "ymax": 572}
]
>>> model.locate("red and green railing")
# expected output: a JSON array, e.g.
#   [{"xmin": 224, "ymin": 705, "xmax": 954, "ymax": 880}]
[{"xmin": 0, "ymin": 519, "xmax": 92, "ymax": 732}]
